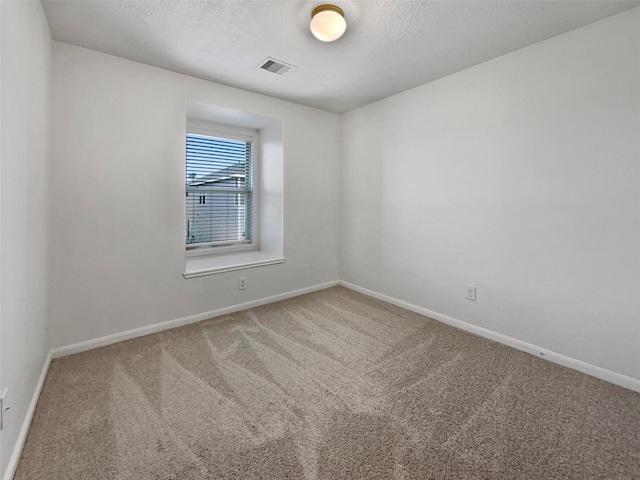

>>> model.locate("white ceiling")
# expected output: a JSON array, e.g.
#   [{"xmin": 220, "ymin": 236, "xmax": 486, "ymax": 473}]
[{"xmin": 42, "ymin": 0, "xmax": 639, "ymax": 114}]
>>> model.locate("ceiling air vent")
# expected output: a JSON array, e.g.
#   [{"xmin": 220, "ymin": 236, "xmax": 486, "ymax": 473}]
[{"xmin": 259, "ymin": 57, "xmax": 295, "ymax": 75}]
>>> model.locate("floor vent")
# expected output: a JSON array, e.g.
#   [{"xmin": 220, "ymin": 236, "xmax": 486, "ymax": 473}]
[{"xmin": 259, "ymin": 57, "xmax": 295, "ymax": 75}]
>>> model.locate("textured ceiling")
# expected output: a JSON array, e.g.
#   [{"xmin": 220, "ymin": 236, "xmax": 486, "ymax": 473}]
[{"xmin": 42, "ymin": 0, "xmax": 640, "ymax": 113}]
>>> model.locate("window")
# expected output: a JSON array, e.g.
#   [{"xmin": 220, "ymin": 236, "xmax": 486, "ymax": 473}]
[{"xmin": 185, "ymin": 129, "xmax": 256, "ymax": 255}]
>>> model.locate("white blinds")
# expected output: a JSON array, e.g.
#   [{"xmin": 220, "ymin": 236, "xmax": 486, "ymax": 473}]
[{"xmin": 186, "ymin": 133, "xmax": 253, "ymax": 247}]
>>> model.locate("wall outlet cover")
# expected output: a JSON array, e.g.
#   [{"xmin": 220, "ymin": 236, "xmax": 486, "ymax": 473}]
[{"xmin": 466, "ymin": 285, "xmax": 477, "ymax": 301}]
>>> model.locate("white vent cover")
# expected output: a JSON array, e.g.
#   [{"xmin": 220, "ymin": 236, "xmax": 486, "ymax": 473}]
[{"xmin": 258, "ymin": 57, "xmax": 296, "ymax": 75}]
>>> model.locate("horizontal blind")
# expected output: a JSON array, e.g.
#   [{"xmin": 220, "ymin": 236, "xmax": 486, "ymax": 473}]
[{"xmin": 186, "ymin": 133, "xmax": 253, "ymax": 247}]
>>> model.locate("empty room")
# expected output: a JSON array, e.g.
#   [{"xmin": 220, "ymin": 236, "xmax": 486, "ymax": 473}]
[{"xmin": 1, "ymin": 0, "xmax": 639, "ymax": 478}]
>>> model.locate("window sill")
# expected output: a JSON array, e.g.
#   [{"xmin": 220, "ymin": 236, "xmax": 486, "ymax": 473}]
[{"xmin": 183, "ymin": 251, "xmax": 284, "ymax": 278}]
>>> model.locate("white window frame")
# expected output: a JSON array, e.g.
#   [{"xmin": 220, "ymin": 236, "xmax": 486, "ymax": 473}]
[{"xmin": 185, "ymin": 120, "xmax": 260, "ymax": 258}]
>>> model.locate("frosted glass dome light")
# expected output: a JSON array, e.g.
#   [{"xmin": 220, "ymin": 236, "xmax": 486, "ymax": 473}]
[{"xmin": 310, "ymin": 5, "xmax": 346, "ymax": 42}]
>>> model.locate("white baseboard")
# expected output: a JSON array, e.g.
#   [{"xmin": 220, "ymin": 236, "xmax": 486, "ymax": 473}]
[
  {"xmin": 339, "ymin": 281, "xmax": 640, "ymax": 393},
  {"xmin": 3, "ymin": 352, "xmax": 52, "ymax": 480},
  {"xmin": 51, "ymin": 280, "xmax": 339, "ymax": 359}
]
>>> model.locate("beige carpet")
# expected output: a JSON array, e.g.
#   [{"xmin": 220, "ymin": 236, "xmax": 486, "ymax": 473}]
[{"xmin": 15, "ymin": 286, "xmax": 640, "ymax": 479}]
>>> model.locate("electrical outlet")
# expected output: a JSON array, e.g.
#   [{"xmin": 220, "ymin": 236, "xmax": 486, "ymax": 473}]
[
  {"xmin": 1, "ymin": 388, "xmax": 9, "ymax": 430},
  {"xmin": 466, "ymin": 285, "xmax": 477, "ymax": 301},
  {"xmin": 239, "ymin": 277, "xmax": 247, "ymax": 290}
]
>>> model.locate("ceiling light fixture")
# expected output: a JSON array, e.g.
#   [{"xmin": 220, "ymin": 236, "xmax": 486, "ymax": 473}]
[{"xmin": 310, "ymin": 4, "xmax": 346, "ymax": 42}]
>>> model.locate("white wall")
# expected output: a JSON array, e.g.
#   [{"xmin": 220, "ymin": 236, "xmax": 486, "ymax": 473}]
[
  {"xmin": 50, "ymin": 42, "xmax": 340, "ymax": 348},
  {"xmin": 0, "ymin": 1, "xmax": 52, "ymax": 476},
  {"xmin": 341, "ymin": 9, "xmax": 640, "ymax": 381}
]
